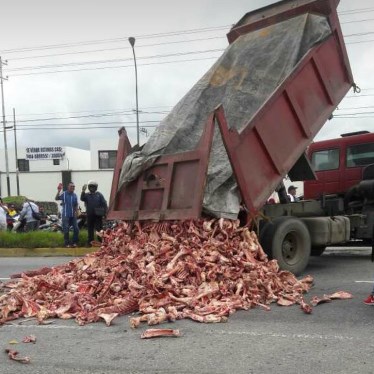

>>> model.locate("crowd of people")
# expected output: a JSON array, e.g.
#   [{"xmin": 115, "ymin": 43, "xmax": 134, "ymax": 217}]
[
  {"xmin": 0, "ymin": 197, "xmax": 46, "ymax": 232},
  {"xmin": 0, "ymin": 180, "xmax": 108, "ymax": 243}
]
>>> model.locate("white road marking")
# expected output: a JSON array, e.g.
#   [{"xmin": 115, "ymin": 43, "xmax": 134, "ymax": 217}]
[
  {"xmin": 355, "ymin": 280, "xmax": 374, "ymax": 283},
  {"xmin": 3, "ymin": 324, "xmax": 355, "ymax": 341},
  {"xmin": 208, "ymin": 329, "xmax": 355, "ymax": 341},
  {"xmin": 2, "ymin": 323, "xmax": 96, "ymax": 330},
  {"xmin": 0, "ymin": 278, "xmax": 10, "ymax": 280}
]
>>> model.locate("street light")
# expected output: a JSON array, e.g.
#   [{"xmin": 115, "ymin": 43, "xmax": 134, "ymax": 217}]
[{"xmin": 128, "ymin": 36, "xmax": 140, "ymax": 146}]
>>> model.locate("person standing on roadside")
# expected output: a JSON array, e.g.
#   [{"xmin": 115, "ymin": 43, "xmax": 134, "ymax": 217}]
[
  {"xmin": 55, "ymin": 182, "xmax": 79, "ymax": 248},
  {"xmin": 19, "ymin": 199, "xmax": 40, "ymax": 232},
  {"xmin": 0, "ymin": 198, "xmax": 8, "ymax": 231},
  {"xmin": 80, "ymin": 180, "xmax": 107, "ymax": 247},
  {"xmin": 7, "ymin": 203, "xmax": 17, "ymax": 218}
]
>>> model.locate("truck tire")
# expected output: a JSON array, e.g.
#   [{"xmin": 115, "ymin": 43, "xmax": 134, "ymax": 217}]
[
  {"xmin": 311, "ymin": 246, "xmax": 326, "ymax": 256},
  {"xmin": 260, "ymin": 217, "xmax": 311, "ymax": 275}
]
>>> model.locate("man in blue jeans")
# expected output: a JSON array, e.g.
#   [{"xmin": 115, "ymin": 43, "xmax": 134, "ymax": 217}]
[{"xmin": 55, "ymin": 182, "xmax": 79, "ymax": 248}]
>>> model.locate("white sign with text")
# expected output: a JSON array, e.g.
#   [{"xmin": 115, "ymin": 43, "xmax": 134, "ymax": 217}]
[{"xmin": 25, "ymin": 146, "xmax": 65, "ymax": 160}]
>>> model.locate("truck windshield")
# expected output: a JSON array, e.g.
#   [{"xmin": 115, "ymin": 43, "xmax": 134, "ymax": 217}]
[
  {"xmin": 311, "ymin": 149, "xmax": 340, "ymax": 171},
  {"xmin": 347, "ymin": 143, "xmax": 374, "ymax": 167}
]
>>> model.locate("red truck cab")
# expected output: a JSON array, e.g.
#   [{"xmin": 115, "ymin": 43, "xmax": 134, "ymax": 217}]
[{"xmin": 304, "ymin": 131, "xmax": 374, "ymax": 199}]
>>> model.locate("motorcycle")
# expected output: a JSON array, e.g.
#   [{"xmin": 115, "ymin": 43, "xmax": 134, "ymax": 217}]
[
  {"xmin": 10, "ymin": 214, "xmax": 27, "ymax": 233},
  {"xmin": 39, "ymin": 214, "xmax": 63, "ymax": 232},
  {"xmin": 77, "ymin": 210, "xmax": 87, "ymax": 229}
]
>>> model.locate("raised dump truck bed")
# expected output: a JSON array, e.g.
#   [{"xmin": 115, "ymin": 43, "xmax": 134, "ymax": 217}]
[{"xmin": 108, "ymin": 0, "xmax": 354, "ymax": 222}]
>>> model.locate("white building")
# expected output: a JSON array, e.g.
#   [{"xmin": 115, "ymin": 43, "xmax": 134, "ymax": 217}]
[{"xmin": 0, "ymin": 138, "xmax": 119, "ymax": 208}]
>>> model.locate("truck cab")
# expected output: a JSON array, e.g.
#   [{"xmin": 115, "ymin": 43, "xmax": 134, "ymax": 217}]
[
  {"xmin": 260, "ymin": 132, "xmax": 374, "ymax": 274},
  {"xmin": 304, "ymin": 131, "xmax": 374, "ymax": 200}
]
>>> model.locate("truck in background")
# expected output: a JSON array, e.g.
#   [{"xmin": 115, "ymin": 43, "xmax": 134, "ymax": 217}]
[
  {"xmin": 305, "ymin": 131, "xmax": 374, "ymax": 201},
  {"xmin": 261, "ymin": 131, "xmax": 374, "ymax": 274},
  {"xmin": 305, "ymin": 130, "xmax": 374, "ymax": 244}
]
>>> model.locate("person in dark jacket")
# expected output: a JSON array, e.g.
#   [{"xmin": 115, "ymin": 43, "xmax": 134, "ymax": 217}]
[
  {"xmin": 55, "ymin": 182, "xmax": 79, "ymax": 248},
  {"xmin": 80, "ymin": 180, "xmax": 108, "ymax": 247}
]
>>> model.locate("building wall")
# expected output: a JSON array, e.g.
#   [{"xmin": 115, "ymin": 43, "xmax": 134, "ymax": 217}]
[
  {"xmin": 0, "ymin": 147, "xmax": 90, "ymax": 172},
  {"xmin": 90, "ymin": 138, "xmax": 118, "ymax": 170},
  {"xmin": 0, "ymin": 169, "xmax": 114, "ymax": 210},
  {"xmin": 0, "ymin": 139, "xmax": 118, "ymax": 207},
  {"xmin": 73, "ymin": 170, "xmax": 114, "ymax": 209},
  {"xmin": 63, "ymin": 147, "xmax": 91, "ymax": 170}
]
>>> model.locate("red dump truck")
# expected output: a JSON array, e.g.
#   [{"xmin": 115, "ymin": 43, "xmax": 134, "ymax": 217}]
[{"xmin": 108, "ymin": 0, "xmax": 356, "ymax": 275}]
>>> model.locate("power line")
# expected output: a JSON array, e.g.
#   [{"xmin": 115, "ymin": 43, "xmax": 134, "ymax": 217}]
[
  {"xmin": 8, "ymin": 55, "xmax": 222, "ymax": 77},
  {"xmin": 5, "ymin": 105, "xmax": 173, "ymax": 118},
  {"xmin": 344, "ymin": 31, "xmax": 374, "ymax": 38},
  {"xmin": 346, "ymin": 38, "xmax": 374, "ymax": 45},
  {"xmin": 1, "ymin": 15, "xmax": 373, "ymax": 76},
  {"xmin": 339, "ymin": 7, "xmax": 374, "ymax": 15},
  {"xmin": 6, "ymin": 119, "xmax": 161, "ymax": 127},
  {"xmin": 8, "ymin": 36, "xmax": 225, "ymax": 62},
  {"xmin": 15, "ymin": 112, "xmax": 374, "ymax": 125},
  {"xmin": 1, "ymin": 8, "xmax": 372, "ymax": 56},
  {"xmin": 11, "ymin": 111, "xmax": 168, "ymax": 123},
  {"xmin": 341, "ymin": 17, "xmax": 374, "ymax": 24},
  {"xmin": 332, "ymin": 116, "xmax": 374, "ymax": 119},
  {"xmin": 0, "ymin": 124, "xmax": 158, "ymax": 132},
  {"xmin": 345, "ymin": 94, "xmax": 374, "ymax": 99},
  {"xmin": 7, "ymin": 29, "xmax": 374, "ymax": 72},
  {"xmin": 14, "ymin": 110, "xmax": 134, "ymax": 122},
  {"xmin": 0, "ymin": 25, "xmax": 230, "ymax": 55},
  {"xmin": 335, "ymin": 105, "xmax": 374, "ymax": 110},
  {"xmin": 4, "ymin": 34, "xmax": 373, "ymax": 75},
  {"xmin": 334, "ymin": 111, "xmax": 374, "ymax": 116},
  {"xmin": 6, "ymin": 95, "xmax": 374, "ymax": 123},
  {"xmin": 6, "ymin": 48, "xmax": 224, "ymax": 72}
]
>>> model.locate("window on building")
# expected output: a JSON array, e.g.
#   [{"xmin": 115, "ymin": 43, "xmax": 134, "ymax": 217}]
[
  {"xmin": 311, "ymin": 149, "xmax": 340, "ymax": 171},
  {"xmin": 53, "ymin": 159, "xmax": 60, "ymax": 166},
  {"xmin": 18, "ymin": 159, "xmax": 30, "ymax": 172},
  {"xmin": 99, "ymin": 151, "xmax": 117, "ymax": 169},
  {"xmin": 346, "ymin": 143, "xmax": 374, "ymax": 167}
]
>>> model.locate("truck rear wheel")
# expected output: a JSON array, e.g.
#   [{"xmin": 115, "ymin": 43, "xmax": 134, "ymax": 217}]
[{"xmin": 260, "ymin": 217, "xmax": 311, "ymax": 275}]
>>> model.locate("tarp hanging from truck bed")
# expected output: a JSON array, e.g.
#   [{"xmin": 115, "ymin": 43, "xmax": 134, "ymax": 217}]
[{"xmin": 119, "ymin": 13, "xmax": 332, "ymax": 219}]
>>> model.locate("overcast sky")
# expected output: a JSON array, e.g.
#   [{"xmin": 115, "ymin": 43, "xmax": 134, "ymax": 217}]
[{"xmin": 0, "ymin": 0, "xmax": 373, "ymax": 152}]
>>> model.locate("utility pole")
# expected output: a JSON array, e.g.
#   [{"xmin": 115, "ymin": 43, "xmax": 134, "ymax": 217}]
[
  {"xmin": 0, "ymin": 57, "xmax": 10, "ymax": 196},
  {"xmin": 13, "ymin": 108, "xmax": 20, "ymax": 195}
]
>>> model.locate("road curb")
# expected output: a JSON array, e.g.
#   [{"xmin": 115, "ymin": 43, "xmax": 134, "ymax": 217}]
[{"xmin": 0, "ymin": 247, "xmax": 97, "ymax": 257}]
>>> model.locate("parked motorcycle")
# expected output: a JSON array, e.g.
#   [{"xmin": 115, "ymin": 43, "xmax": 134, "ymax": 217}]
[
  {"xmin": 77, "ymin": 210, "xmax": 87, "ymax": 229},
  {"xmin": 39, "ymin": 214, "xmax": 63, "ymax": 232},
  {"xmin": 11, "ymin": 214, "xmax": 27, "ymax": 233},
  {"xmin": 39, "ymin": 212, "xmax": 85, "ymax": 232}
]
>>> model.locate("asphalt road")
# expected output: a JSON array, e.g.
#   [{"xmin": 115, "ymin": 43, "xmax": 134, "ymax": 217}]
[{"xmin": 0, "ymin": 247, "xmax": 374, "ymax": 374}]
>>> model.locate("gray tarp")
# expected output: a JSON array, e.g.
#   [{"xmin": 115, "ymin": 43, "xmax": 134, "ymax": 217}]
[{"xmin": 119, "ymin": 14, "xmax": 332, "ymax": 219}]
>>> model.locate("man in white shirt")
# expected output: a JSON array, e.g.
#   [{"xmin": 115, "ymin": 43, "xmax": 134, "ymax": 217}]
[
  {"xmin": 0, "ymin": 197, "xmax": 8, "ymax": 230},
  {"xmin": 19, "ymin": 200, "xmax": 40, "ymax": 231}
]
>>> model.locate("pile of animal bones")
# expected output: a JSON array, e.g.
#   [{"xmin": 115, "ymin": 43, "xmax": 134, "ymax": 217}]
[{"xmin": 0, "ymin": 219, "xmax": 351, "ymax": 327}]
